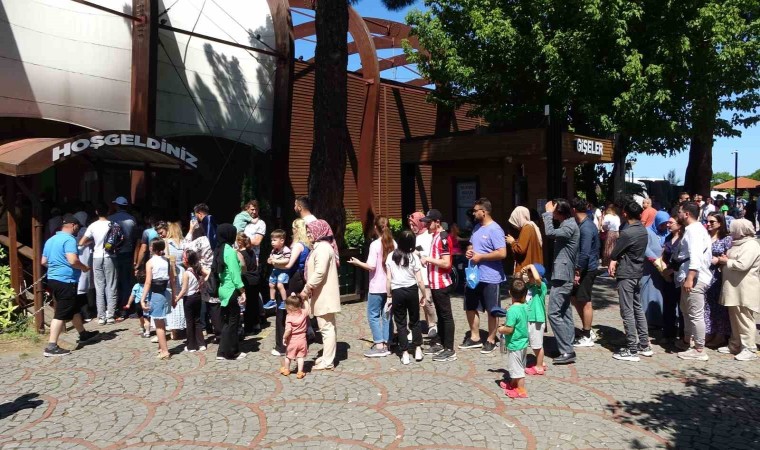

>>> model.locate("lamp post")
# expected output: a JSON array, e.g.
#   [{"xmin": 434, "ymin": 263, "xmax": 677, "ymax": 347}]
[{"xmin": 732, "ymin": 150, "xmax": 739, "ymax": 202}]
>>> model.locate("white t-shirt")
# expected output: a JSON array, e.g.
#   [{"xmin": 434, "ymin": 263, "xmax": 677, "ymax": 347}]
[
  {"xmin": 415, "ymin": 231, "xmax": 432, "ymax": 286},
  {"xmin": 303, "ymin": 214, "xmax": 317, "ymax": 225},
  {"xmin": 594, "ymin": 208, "xmax": 603, "ymax": 230},
  {"xmin": 185, "ymin": 268, "xmax": 201, "ymax": 296},
  {"xmin": 700, "ymin": 204, "xmax": 716, "ymax": 222},
  {"xmin": 244, "ymin": 219, "xmax": 266, "ymax": 261},
  {"xmin": 386, "ymin": 252, "xmax": 421, "ymax": 290},
  {"xmin": 676, "ymin": 222, "xmax": 713, "ymax": 287},
  {"xmin": 602, "ymin": 214, "xmax": 621, "ymax": 232},
  {"xmin": 84, "ymin": 219, "xmax": 112, "ymax": 258}
]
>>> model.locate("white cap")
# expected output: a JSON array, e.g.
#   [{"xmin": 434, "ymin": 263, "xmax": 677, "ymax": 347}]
[{"xmin": 112, "ymin": 196, "xmax": 129, "ymax": 206}]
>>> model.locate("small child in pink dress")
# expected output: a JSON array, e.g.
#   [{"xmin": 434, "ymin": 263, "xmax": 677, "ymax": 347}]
[{"xmin": 280, "ymin": 294, "xmax": 310, "ymax": 379}]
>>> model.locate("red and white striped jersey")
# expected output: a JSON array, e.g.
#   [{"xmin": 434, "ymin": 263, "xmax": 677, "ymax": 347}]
[{"xmin": 428, "ymin": 231, "xmax": 453, "ymax": 289}]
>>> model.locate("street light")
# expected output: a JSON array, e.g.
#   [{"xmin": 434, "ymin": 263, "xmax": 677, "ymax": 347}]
[{"xmin": 732, "ymin": 150, "xmax": 739, "ymax": 202}]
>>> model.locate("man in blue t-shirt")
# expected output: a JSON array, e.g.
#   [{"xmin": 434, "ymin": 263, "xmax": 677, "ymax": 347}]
[
  {"xmin": 42, "ymin": 214, "xmax": 99, "ymax": 357},
  {"xmin": 460, "ymin": 198, "xmax": 507, "ymax": 354}
]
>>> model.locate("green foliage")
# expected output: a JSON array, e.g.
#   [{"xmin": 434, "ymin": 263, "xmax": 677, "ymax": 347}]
[
  {"xmin": 344, "ymin": 221, "xmax": 365, "ymax": 249},
  {"xmin": 405, "ymin": 0, "xmax": 760, "ymax": 161},
  {"xmin": 712, "ymin": 171, "xmax": 733, "ymax": 187},
  {"xmin": 0, "ymin": 247, "xmax": 20, "ymax": 332},
  {"xmin": 748, "ymin": 169, "xmax": 760, "ymax": 181},
  {"xmin": 344, "ymin": 219, "xmax": 404, "ymax": 248}
]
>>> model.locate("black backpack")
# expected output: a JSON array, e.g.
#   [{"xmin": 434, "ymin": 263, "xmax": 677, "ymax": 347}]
[{"xmin": 205, "ymin": 265, "xmax": 220, "ymax": 297}]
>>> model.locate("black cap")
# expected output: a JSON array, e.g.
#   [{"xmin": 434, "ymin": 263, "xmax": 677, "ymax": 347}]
[
  {"xmin": 62, "ymin": 213, "xmax": 81, "ymax": 226},
  {"xmin": 420, "ymin": 209, "xmax": 442, "ymax": 223}
]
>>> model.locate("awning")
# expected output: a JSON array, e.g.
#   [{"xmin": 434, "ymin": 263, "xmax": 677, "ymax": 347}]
[
  {"xmin": 713, "ymin": 177, "xmax": 760, "ymax": 190},
  {"xmin": 0, "ymin": 130, "xmax": 199, "ymax": 177}
]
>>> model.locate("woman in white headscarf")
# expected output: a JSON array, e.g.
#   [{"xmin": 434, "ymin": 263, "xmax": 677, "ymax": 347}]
[
  {"xmin": 716, "ymin": 219, "xmax": 760, "ymax": 361},
  {"xmin": 506, "ymin": 206, "xmax": 543, "ymax": 274}
]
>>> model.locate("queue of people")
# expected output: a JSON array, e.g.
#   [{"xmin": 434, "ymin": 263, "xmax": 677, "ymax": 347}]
[{"xmin": 39, "ymin": 191, "xmax": 760, "ymax": 393}]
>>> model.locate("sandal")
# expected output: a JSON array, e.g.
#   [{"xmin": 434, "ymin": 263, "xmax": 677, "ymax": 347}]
[
  {"xmin": 506, "ymin": 388, "xmax": 528, "ymax": 399},
  {"xmin": 296, "ymin": 371, "xmax": 306, "ymax": 379},
  {"xmin": 280, "ymin": 367, "xmax": 291, "ymax": 376},
  {"xmin": 158, "ymin": 352, "xmax": 171, "ymax": 360}
]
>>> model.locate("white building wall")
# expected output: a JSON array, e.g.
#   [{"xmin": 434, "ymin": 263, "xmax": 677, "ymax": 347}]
[
  {"xmin": 0, "ymin": 0, "xmax": 132, "ymax": 130},
  {"xmin": 155, "ymin": 0, "xmax": 275, "ymax": 151}
]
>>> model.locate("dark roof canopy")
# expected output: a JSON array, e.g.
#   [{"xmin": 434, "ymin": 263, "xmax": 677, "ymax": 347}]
[{"xmin": 0, "ymin": 131, "xmax": 199, "ymax": 177}]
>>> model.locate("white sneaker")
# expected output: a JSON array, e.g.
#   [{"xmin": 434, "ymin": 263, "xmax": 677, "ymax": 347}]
[
  {"xmin": 401, "ymin": 351, "xmax": 410, "ymax": 365},
  {"xmin": 98, "ymin": 319, "xmax": 106, "ymax": 325},
  {"xmin": 106, "ymin": 318, "xmax": 115, "ymax": 324},
  {"xmin": 427, "ymin": 326, "xmax": 438, "ymax": 339},
  {"xmin": 236, "ymin": 352, "xmax": 247, "ymax": 360},
  {"xmin": 407, "ymin": 330, "xmax": 413, "ymax": 341},
  {"xmin": 590, "ymin": 329, "xmax": 599, "ymax": 341},
  {"xmin": 717, "ymin": 346, "xmax": 735, "ymax": 355},
  {"xmin": 735, "ymin": 349, "xmax": 758, "ymax": 361},
  {"xmin": 573, "ymin": 336, "xmax": 595, "ymax": 347},
  {"xmin": 198, "ymin": 346, "xmax": 207, "ymax": 352},
  {"xmin": 271, "ymin": 349, "xmax": 283, "ymax": 357},
  {"xmin": 677, "ymin": 348, "xmax": 709, "ymax": 361},
  {"xmin": 415, "ymin": 347, "xmax": 423, "ymax": 362},
  {"xmin": 150, "ymin": 336, "xmax": 159, "ymax": 343}
]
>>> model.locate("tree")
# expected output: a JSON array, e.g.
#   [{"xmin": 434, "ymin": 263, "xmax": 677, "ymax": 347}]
[
  {"xmin": 309, "ymin": 0, "xmax": 414, "ymax": 245},
  {"xmin": 664, "ymin": 169, "xmax": 682, "ymax": 186},
  {"xmin": 748, "ymin": 168, "xmax": 760, "ymax": 181},
  {"xmin": 404, "ymin": 0, "xmax": 687, "ymax": 200},
  {"xmin": 711, "ymin": 171, "xmax": 733, "ymax": 187},
  {"xmin": 642, "ymin": 1, "xmax": 760, "ymax": 197}
]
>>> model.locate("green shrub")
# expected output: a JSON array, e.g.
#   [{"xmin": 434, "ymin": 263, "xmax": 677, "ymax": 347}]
[
  {"xmin": 344, "ymin": 221, "xmax": 365, "ymax": 249},
  {"xmin": 0, "ymin": 248, "xmax": 20, "ymax": 332},
  {"xmin": 344, "ymin": 218, "xmax": 404, "ymax": 248}
]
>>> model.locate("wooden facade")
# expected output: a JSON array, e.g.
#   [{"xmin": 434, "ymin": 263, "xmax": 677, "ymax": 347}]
[{"xmin": 288, "ymin": 61, "xmax": 481, "ymax": 221}]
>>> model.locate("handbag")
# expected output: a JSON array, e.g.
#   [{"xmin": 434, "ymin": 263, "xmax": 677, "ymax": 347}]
[{"xmin": 465, "ymin": 260, "xmax": 480, "ymax": 289}]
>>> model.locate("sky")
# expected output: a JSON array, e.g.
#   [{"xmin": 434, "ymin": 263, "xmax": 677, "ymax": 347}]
[{"xmin": 292, "ymin": 1, "xmax": 760, "ymax": 180}]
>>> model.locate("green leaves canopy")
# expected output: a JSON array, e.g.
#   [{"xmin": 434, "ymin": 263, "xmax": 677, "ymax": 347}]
[{"xmin": 405, "ymin": 0, "xmax": 760, "ymax": 157}]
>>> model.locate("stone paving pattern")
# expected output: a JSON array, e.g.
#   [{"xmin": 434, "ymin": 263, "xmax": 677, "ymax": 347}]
[{"xmin": 1, "ymin": 277, "xmax": 760, "ymax": 449}]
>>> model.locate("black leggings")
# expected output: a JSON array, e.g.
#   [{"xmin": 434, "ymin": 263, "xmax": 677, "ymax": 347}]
[
  {"xmin": 217, "ymin": 293, "xmax": 241, "ymax": 359},
  {"xmin": 431, "ymin": 285, "xmax": 455, "ymax": 350},
  {"xmin": 183, "ymin": 293, "xmax": 205, "ymax": 350},
  {"xmin": 392, "ymin": 286, "xmax": 422, "ymax": 353}
]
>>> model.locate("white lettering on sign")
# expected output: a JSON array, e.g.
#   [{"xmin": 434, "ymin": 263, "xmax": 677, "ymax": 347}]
[
  {"xmin": 51, "ymin": 133, "xmax": 198, "ymax": 169},
  {"xmin": 575, "ymin": 138, "xmax": 604, "ymax": 156}
]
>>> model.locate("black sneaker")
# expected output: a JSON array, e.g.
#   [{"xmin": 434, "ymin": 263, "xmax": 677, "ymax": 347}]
[
  {"xmin": 552, "ymin": 352, "xmax": 577, "ymax": 365},
  {"xmin": 43, "ymin": 345, "xmax": 71, "ymax": 357},
  {"xmin": 480, "ymin": 340, "xmax": 497, "ymax": 354},
  {"xmin": 424, "ymin": 344, "xmax": 444, "ymax": 355},
  {"xmin": 77, "ymin": 330, "xmax": 100, "ymax": 343},
  {"xmin": 458, "ymin": 337, "xmax": 483, "ymax": 349},
  {"xmin": 432, "ymin": 349, "xmax": 458, "ymax": 362}
]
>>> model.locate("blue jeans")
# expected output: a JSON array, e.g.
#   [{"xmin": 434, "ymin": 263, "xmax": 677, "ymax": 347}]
[
  {"xmin": 367, "ymin": 293, "xmax": 390, "ymax": 344},
  {"xmin": 113, "ymin": 253, "xmax": 134, "ymax": 318}
]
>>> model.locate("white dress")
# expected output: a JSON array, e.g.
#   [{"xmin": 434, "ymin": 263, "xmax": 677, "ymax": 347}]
[{"xmin": 164, "ymin": 248, "xmax": 187, "ymax": 330}]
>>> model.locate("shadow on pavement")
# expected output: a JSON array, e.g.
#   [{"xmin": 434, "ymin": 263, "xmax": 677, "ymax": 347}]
[
  {"xmin": 0, "ymin": 394, "xmax": 44, "ymax": 421},
  {"xmin": 614, "ymin": 367, "xmax": 760, "ymax": 448}
]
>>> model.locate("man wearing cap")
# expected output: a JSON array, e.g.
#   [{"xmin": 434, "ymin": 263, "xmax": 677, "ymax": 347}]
[
  {"xmin": 42, "ymin": 214, "xmax": 99, "ymax": 356},
  {"xmin": 108, "ymin": 196, "xmax": 137, "ymax": 316},
  {"xmin": 420, "ymin": 209, "xmax": 457, "ymax": 362}
]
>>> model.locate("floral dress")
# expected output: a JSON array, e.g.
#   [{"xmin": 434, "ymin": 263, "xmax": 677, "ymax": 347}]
[{"xmin": 704, "ymin": 235, "xmax": 732, "ymax": 336}]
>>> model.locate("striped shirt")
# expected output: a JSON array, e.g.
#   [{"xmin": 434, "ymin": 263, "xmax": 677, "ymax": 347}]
[{"xmin": 428, "ymin": 231, "xmax": 453, "ymax": 289}]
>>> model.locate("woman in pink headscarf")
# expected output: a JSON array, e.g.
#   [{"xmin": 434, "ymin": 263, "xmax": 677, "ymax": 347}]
[{"xmin": 300, "ymin": 219, "xmax": 341, "ymax": 370}]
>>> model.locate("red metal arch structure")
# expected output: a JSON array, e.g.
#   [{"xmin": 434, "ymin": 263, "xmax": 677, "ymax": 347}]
[{"xmin": 271, "ymin": 0, "xmax": 430, "ymax": 232}]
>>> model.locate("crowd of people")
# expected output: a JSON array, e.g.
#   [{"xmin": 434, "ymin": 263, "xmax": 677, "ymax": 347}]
[{"xmin": 38, "ymin": 190, "xmax": 760, "ymax": 394}]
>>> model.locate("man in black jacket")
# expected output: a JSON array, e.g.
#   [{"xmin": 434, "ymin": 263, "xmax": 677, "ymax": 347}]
[{"xmin": 609, "ymin": 201, "xmax": 652, "ymax": 362}]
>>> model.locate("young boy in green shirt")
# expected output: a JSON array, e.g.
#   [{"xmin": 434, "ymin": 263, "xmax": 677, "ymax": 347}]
[
  {"xmin": 522, "ymin": 264, "xmax": 547, "ymax": 375},
  {"xmin": 498, "ymin": 278, "xmax": 529, "ymax": 398}
]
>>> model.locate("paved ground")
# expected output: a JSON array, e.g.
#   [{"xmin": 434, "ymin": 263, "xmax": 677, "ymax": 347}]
[{"xmin": 2, "ymin": 277, "xmax": 760, "ymax": 449}]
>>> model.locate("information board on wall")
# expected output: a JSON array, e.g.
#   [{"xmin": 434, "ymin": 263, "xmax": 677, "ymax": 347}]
[{"xmin": 456, "ymin": 181, "xmax": 478, "ymax": 228}]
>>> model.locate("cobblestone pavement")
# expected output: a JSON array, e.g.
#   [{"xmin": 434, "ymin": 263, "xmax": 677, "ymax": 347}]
[{"xmin": 2, "ymin": 277, "xmax": 760, "ymax": 449}]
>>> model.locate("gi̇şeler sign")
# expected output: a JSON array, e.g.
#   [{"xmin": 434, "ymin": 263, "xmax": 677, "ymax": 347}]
[
  {"xmin": 51, "ymin": 133, "xmax": 198, "ymax": 169},
  {"xmin": 575, "ymin": 138, "xmax": 604, "ymax": 156}
]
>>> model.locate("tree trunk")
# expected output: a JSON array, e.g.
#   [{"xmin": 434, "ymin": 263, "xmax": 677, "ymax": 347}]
[
  {"xmin": 609, "ymin": 133, "xmax": 627, "ymax": 201},
  {"xmin": 309, "ymin": 0, "xmax": 349, "ymax": 246},
  {"xmin": 684, "ymin": 128, "xmax": 713, "ymax": 198}
]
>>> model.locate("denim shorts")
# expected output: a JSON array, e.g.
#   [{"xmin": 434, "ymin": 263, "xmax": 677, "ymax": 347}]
[{"xmin": 269, "ymin": 270, "xmax": 290, "ymax": 285}]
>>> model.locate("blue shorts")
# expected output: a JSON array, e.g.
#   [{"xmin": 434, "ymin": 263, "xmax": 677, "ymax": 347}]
[
  {"xmin": 147, "ymin": 290, "xmax": 171, "ymax": 319},
  {"xmin": 464, "ymin": 282, "xmax": 501, "ymax": 314},
  {"xmin": 269, "ymin": 270, "xmax": 290, "ymax": 285}
]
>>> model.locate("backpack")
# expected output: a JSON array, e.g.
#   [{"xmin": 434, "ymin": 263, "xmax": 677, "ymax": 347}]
[
  {"xmin": 103, "ymin": 222, "xmax": 125, "ymax": 255},
  {"xmin": 205, "ymin": 264, "xmax": 220, "ymax": 297}
]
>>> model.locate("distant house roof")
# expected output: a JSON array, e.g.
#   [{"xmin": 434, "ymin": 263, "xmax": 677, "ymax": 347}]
[{"xmin": 712, "ymin": 177, "xmax": 760, "ymax": 190}]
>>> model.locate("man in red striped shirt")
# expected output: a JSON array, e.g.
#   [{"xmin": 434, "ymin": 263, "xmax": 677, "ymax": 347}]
[{"xmin": 420, "ymin": 209, "xmax": 457, "ymax": 362}]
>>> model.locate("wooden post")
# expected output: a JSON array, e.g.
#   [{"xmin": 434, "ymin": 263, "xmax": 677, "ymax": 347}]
[
  {"xmin": 130, "ymin": 0, "xmax": 158, "ymax": 204},
  {"xmin": 6, "ymin": 177, "xmax": 21, "ymax": 302},
  {"xmin": 31, "ymin": 177, "xmax": 44, "ymax": 333}
]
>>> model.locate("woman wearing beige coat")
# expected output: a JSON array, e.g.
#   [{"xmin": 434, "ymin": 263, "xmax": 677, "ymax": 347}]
[
  {"xmin": 300, "ymin": 219, "xmax": 341, "ymax": 370},
  {"xmin": 717, "ymin": 219, "xmax": 760, "ymax": 361}
]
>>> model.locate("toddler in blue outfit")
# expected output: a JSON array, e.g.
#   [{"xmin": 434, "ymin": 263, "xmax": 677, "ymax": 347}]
[{"xmin": 263, "ymin": 229, "xmax": 291, "ymax": 310}]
